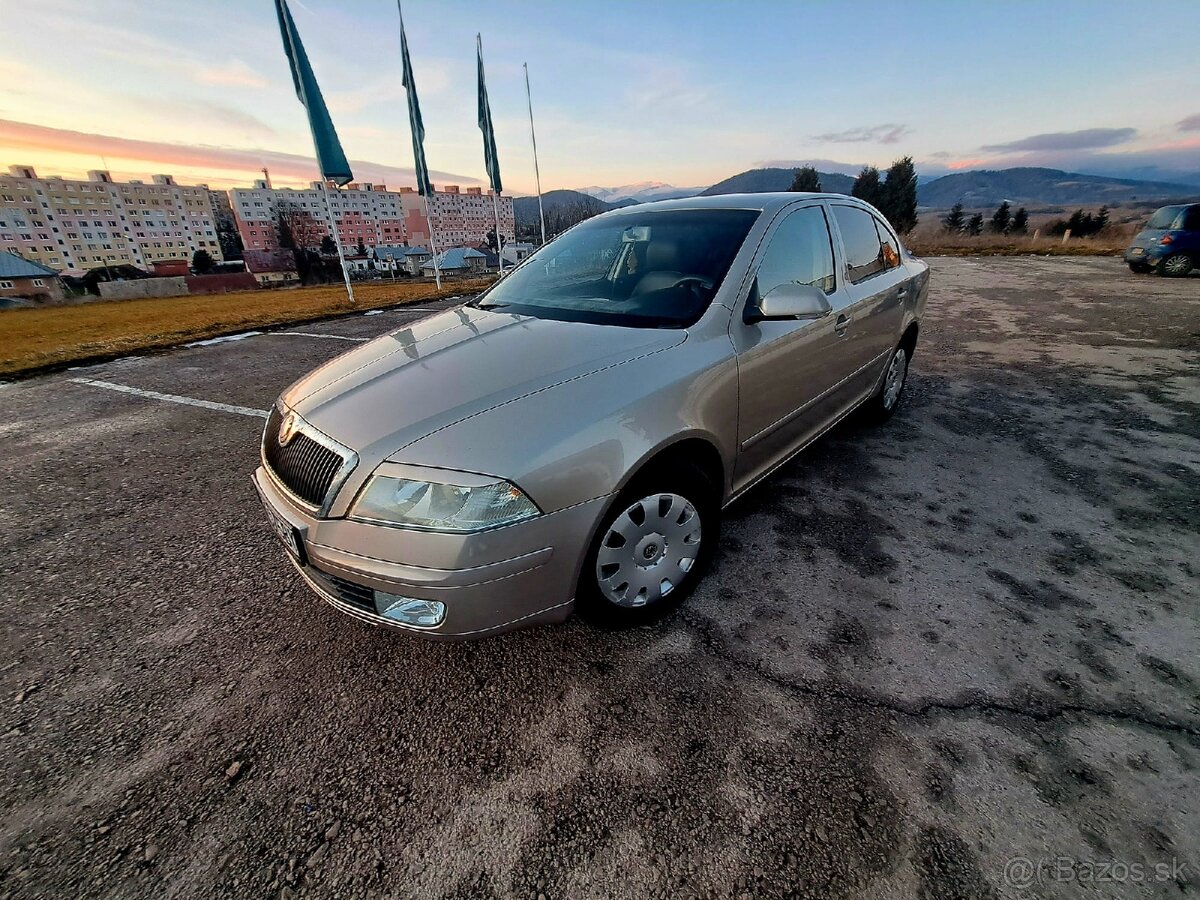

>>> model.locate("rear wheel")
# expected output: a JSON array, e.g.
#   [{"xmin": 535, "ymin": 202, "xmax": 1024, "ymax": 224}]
[
  {"xmin": 576, "ymin": 462, "xmax": 719, "ymax": 627},
  {"xmin": 863, "ymin": 343, "xmax": 910, "ymax": 424},
  {"xmin": 1158, "ymin": 253, "xmax": 1193, "ymax": 277}
]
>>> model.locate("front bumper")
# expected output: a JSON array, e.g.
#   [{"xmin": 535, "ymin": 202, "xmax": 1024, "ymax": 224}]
[
  {"xmin": 253, "ymin": 466, "xmax": 609, "ymax": 639},
  {"xmin": 1124, "ymin": 246, "xmax": 1161, "ymax": 263}
]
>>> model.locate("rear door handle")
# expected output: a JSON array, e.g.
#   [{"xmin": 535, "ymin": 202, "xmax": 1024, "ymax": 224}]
[{"xmin": 896, "ymin": 287, "xmax": 908, "ymax": 297}]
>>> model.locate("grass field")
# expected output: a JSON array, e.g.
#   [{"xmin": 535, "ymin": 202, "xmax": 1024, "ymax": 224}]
[
  {"xmin": 907, "ymin": 234, "xmax": 1127, "ymax": 257},
  {"xmin": 0, "ymin": 277, "xmax": 493, "ymax": 378},
  {"xmin": 905, "ymin": 214, "xmax": 1133, "ymax": 257}
]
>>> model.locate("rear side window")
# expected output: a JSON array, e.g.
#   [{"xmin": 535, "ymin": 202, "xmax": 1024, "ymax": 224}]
[
  {"xmin": 832, "ymin": 205, "xmax": 885, "ymax": 284},
  {"xmin": 875, "ymin": 218, "xmax": 900, "ymax": 270},
  {"xmin": 754, "ymin": 205, "xmax": 837, "ymax": 297}
]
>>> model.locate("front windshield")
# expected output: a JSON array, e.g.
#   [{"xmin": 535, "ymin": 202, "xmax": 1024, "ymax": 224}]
[
  {"xmin": 475, "ymin": 209, "xmax": 760, "ymax": 328},
  {"xmin": 1145, "ymin": 206, "xmax": 1183, "ymax": 230}
]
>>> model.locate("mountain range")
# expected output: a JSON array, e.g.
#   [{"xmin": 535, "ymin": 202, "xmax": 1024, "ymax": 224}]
[
  {"xmin": 701, "ymin": 168, "xmax": 856, "ymax": 196},
  {"xmin": 518, "ymin": 166, "xmax": 1200, "ymax": 229},
  {"xmin": 574, "ymin": 181, "xmax": 706, "ymax": 204},
  {"xmin": 914, "ymin": 168, "xmax": 1198, "ymax": 208},
  {"xmin": 513, "ymin": 190, "xmax": 612, "ymax": 229}
]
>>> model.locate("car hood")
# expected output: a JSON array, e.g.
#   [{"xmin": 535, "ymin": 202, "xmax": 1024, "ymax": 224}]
[
  {"xmin": 1129, "ymin": 228, "xmax": 1168, "ymax": 249},
  {"xmin": 282, "ymin": 305, "xmax": 687, "ymax": 461}
]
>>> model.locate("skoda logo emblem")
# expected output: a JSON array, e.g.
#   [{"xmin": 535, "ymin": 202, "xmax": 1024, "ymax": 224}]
[{"xmin": 278, "ymin": 412, "xmax": 300, "ymax": 447}]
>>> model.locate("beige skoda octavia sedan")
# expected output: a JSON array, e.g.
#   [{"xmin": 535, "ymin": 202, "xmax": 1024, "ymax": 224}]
[{"xmin": 254, "ymin": 193, "xmax": 928, "ymax": 638}]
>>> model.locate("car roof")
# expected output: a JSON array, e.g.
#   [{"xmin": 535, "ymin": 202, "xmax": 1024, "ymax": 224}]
[{"xmin": 595, "ymin": 191, "xmax": 864, "ymax": 218}]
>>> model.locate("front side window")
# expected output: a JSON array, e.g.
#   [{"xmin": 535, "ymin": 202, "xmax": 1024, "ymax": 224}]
[
  {"xmin": 474, "ymin": 209, "xmax": 759, "ymax": 328},
  {"xmin": 832, "ymin": 205, "xmax": 885, "ymax": 284},
  {"xmin": 1182, "ymin": 206, "xmax": 1200, "ymax": 232},
  {"xmin": 754, "ymin": 205, "xmax": 836, "ymax": 299}
]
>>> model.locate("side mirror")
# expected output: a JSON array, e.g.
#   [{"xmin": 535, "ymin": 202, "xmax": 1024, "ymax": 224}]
[{"xmin": 748, "ymin": 281, "xmax": 831, "ymax": 322}]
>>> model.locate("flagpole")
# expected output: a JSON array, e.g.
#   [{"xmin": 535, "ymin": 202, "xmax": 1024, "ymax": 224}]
[
  {"xmin": 491, "ymin": 189, "xmax": 505, "ymax": 274},
  {"xmin": 279, "ymin": 0, "xmax": 354, "ymax": 306},
  {"xmin": 478, "ymin": 34, "xmax": 504, "ymax": 274},
  {"xmin": 422, "ymin": 193, "xmax": 442, "ymax": 290},
  {"xmin": 524, "ymin": 62, "xmax": 546, "ymax": 246},
  {"xmin": 322, "ymin": 181, "xmax": 356, "ymax": 305},
  {"xmin": 398, "ymin": 1, "xmax": 441, "ymax": 291}
]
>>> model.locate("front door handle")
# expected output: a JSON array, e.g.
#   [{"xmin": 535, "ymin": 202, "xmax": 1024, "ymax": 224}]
[
  {"xmin": 834, "ymin": 313, "xmax": 852, "ymax": 334},
  {"xmin": 896, "ymin": 287, "xmax": 908, "ymax": 298}
]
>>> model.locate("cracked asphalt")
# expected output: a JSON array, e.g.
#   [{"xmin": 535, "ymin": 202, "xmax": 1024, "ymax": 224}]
[{"xmin": 1, "ymin": 258, "xmax": 1198, "ymax": 899}]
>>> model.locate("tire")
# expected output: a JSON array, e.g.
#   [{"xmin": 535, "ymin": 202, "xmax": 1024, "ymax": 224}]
[
  {"xmin": 863, "ymin": 342, "xmax": 910, "ymax": 424},
  {"xmin": 1128, "ymin": 262, "xmax": 1150, "ymax": 274},
  {"xmin": 576, "ymin": 461, "xmax": 720, "ymax": 627},
  {"xmin": 1157, "ymin": 253, "xmax": 1193, "ymax": 277}
]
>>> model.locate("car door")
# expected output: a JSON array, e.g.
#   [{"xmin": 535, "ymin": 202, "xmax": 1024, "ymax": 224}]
[
  {"xmin": 731, "ymin": 203, "xmax": 862, "ymax": 489},
  {"xmin": 1182, "ymin": 205, "xmax": 1200, "ymax": 257},
  {"xmin": 828, "ymin": 204, "xmax": 909, "ymax": 401}
]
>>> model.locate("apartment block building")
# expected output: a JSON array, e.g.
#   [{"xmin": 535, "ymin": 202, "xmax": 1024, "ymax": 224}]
[
  {"xmin": 0, "ymin": 166, "xmax": 224, "ymax": 272},
  {"xmin": 230, "ymin": 180, "xmax": 514, "ymax": 255}
]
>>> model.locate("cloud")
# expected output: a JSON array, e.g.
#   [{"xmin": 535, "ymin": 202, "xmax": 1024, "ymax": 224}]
[
  {"xmin": 982, "ymin": 127, "xmax": 1137, "ymax": 153},
  {"xmin": 1178, "ymin": 114, "xmax": 1200, "ymax": 133},
  {"xmin": 812, "ymin": 124, "xmax": 911, "ymax": 145},
  {"xmin": 135, "ymin": 98, "xmax": 276, "ymax": 139},
  {"xmin": 196, "ymin": 60, "xmax": 270, "ymax": 89},
  {"xmin": 0, "ymin": 118, "xmax": 480, "ymax": 190}
]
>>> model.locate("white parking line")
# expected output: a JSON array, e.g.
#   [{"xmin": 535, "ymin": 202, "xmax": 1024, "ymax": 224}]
[
  {"xmin": 184, "ymin": 331, "xmax": 263, "ymax": 347},
  {"xmin": 271, "ymin": 332, "xmax": 368, "ymax": 342},
  {"xmin": 69, "ymin": 378, "xmax": 268, "ymax": 418}
]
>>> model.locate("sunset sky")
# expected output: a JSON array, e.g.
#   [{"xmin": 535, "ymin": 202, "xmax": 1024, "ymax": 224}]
[{"xmin": 2, "ymin": 0, "xmax": 1197, "ymax": 194}]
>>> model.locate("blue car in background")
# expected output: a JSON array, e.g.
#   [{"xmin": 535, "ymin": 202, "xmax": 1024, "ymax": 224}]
[{"xmin": 1125, "ymin": 203, "xmax": 1200, "ymax": 276}]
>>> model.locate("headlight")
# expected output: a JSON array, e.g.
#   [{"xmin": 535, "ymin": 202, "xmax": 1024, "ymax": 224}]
[{"xmin": 349, "ymin": 474, "xmax": 540, "ymax": 532}]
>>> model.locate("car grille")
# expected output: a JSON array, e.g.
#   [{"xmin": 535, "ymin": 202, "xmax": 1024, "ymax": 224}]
[
  {"xmin": 262, "ymin": 406, "xmax": 348, "ymax": 508},
  {"xmin": 308, "ymin": 565, "xmax": 377, "ymax": 615}
]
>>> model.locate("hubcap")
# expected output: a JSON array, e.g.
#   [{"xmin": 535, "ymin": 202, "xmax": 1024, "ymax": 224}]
[
  {"xmin": 883, "ymin": 347, "xmax": 908, "ymax": 410},
  {"xmin": 1164, "ymin": 254, "xmax": 1190, "ymax": 275},
  {"xmin": 596, "ymin": 492, "xmax": 702, "ymax": 607}
]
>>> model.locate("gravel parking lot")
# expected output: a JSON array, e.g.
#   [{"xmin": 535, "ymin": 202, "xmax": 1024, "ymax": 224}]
[{"xmin": 1, "ymin": 258, "xmax": 1197, "ymax": 899}]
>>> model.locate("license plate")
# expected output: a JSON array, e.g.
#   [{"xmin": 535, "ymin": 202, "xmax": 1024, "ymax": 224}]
[
  {"xmin": 1130, "ymin": 248, "xmax": 1145, "ymax": 257},
  {"xmin": 262, "ymin": 500, "xmax": 307, "ymax": 565}
]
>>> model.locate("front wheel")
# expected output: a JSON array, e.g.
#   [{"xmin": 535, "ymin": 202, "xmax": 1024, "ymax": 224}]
[
  {"xmin": 863, "ymin": 343, "xmax": 910, "ymax": 424},
  {"xmin": 1158, "ymin": 253, "xmax": 1193, "ymax": 277},
  {"xmin": 576, "ymin": 462, "xmax": 719, "ymax": 627}
]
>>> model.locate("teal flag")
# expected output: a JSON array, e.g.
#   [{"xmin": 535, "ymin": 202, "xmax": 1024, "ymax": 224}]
[
  {"xmin": 275, "ymin": 0, "xmax": 352, "ymax": 186},
  {"xmin": 476, "ymin": 35, "xmax": 502, "ymax": 194},
  {"xmin": 399, "ymin": 9, "xmax": 433, "ymax": 197}
]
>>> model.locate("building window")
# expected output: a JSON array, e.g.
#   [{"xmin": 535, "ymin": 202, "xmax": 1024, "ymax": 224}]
[
  {"xmin": 0, "ymin": 280, "xmax": 11, "ymax": 288},
  {"xmin": 32, "ymin": 279, "xmax": 44, "ymax": 287}
]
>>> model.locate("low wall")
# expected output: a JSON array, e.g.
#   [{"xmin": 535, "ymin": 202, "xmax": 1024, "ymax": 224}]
[
  {"xmin": 185, "ymin": 273, "xmax": 259, "ymax": 294},
  {"xmin": 98, "ymin": 277, "xmax": 188, "ymax": 300}
]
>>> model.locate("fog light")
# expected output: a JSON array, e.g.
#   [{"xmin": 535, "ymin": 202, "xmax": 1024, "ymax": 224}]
[{"xmin": 376, "ymin": 592, "xmax": 446, "ymax": 627}]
